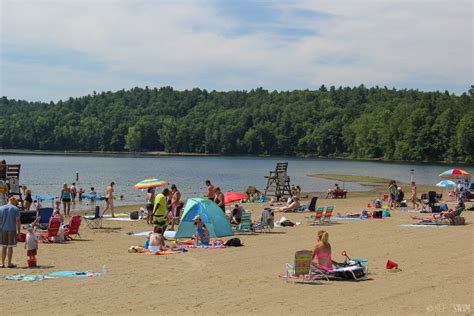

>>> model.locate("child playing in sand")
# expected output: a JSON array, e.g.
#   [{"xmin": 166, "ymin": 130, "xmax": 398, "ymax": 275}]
[
  {"xmin": 25, "ymin": 225, "xmax": 38, "ymax": 263},
  {"xmin": 193, "ymin": 216, "xmax": 210, "ymax": 246},
  {"xmin": 148, "ymin": 226, "xmax": 166, "ymax": 252}
]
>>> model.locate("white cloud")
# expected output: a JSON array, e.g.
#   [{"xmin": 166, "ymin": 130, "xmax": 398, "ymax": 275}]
[{"xmin": 0, "ymin": 0, "xmax": 472, "ymax": 101}]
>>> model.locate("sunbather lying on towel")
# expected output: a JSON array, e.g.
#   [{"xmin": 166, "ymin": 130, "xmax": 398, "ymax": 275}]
[{"xmin": 434, "ymin": 200, "xmax": 464, "ymax": 220}]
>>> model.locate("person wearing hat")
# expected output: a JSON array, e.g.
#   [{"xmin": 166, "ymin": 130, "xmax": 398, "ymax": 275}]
[
  {"xmin": 25, "ymin": 224, "xmax": 38, "ymax": 265},
  {"xmin": 0, "ymin": 196, "xmax": 21, "ymax": 268},
  {"xmin": 193, "ymin": 215, "xmax": 209, "ymax": 246}
]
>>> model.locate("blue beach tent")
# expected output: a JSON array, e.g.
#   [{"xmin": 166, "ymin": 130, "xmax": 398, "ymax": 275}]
[{"xmin": 175, "ymin": 198, "xmax": 233, "ymax": 238}]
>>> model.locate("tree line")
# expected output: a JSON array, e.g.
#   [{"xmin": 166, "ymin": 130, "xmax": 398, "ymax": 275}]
[{"xmin": 1, "ymin": 85, "xmax": 473, "ymax": 162}]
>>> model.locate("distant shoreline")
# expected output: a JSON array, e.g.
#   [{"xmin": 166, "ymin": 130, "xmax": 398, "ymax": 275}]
[
  {"xmin": 0, "ymin": 149, "xmax": 219, "ymax": 158},
  {"xmin": 0, "ymin": 148, "xmax": 472, "ymax": 166}
]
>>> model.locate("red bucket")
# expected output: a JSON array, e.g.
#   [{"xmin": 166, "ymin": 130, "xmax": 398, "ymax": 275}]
[
  {"xmin": 27, "ymin": 258, "xmax": 37, "ymax": 267},
  {"xmin": 18, "ymin": 233, "xmax": 26, "ymax": 242},
  {"xmin": 386, "ymin": 259, "xmax": 398, "ymax": 270}
]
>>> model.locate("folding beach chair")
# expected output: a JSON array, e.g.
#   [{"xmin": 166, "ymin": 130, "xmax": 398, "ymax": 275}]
[
  {"xmin": 234, "ymin": 212, "xmax": 254, "ymax": 233},
  {"xmin": 284, "ymin": 250, "xmax": 322, "ymax": 284},
  {"xmin": 36, "ymin": 207, "xmax": 54, "ymax": 229},
  {"xmin": 39, "ymin": 217, "xmax": 62, "ymax": 243},
  {"xmin": 253, "ymin": 208, "xmax": 274, "ymax": 232},
  {"xmin": 64, "ymin": 215, "xmax": 82, "ymax": 240},
  {"xmin": 83, "ymin": 206, "xmax": 103, "ymax": 229},
  {"xmin": 307, "ymin": 207, "xmax": 324, "ymax": 225},
  {"xmin": 322, "ymin": 206, "xmax": 334, "ymax": 224}
]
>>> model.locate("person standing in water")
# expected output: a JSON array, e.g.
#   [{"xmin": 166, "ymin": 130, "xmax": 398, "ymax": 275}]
[
  {"xmin": 22, "ymin": 185, "xmax": 33, "ymax": 211},
  {"xmin": 103, "ymin": 182, "xmax": 115, "ymax": 218},
  {"xmin": 60, "ymin": 183, "xmax": 72, "ymax": 217}
]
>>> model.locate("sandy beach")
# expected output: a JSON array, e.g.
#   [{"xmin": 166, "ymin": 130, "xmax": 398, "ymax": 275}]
[{"xmin": 0, "ymin": 189, "xmax": 472, "ymax": 315}]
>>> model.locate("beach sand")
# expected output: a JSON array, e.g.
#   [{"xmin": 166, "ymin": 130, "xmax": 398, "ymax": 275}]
[{"xmin": 1, "ymin": 190, "xmax": 472, "ymax": 315}]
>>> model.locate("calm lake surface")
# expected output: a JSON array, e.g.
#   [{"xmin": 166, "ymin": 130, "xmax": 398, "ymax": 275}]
[{"xmin": 2, "ymin": 153, "xmax": 472, "ymax": 209}]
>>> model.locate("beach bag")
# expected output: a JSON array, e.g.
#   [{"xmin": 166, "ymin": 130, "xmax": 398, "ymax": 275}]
[
  {"xmin": 280, "ymin": 219, "xmax": 295, "ymax": 227},
  {"xmin": 373, "ymin": 211, "xmax": 383, "ymax": 218},
  {"xmin": 452, "ymin": 216, "xmax": 465, "ymax": 225},
  {"xmin": 17, "ymin": 233, "xmax": 26, "ymax": 242},
  {"xmin": 334, "ymin": 264, "xmax": 367, "ymax": 280},
  {"xmin": 130, "ymin": 211, "xmax": 139, "ymax": 220},
  {"xmin": 224, "ymin": 238, "xmax": 243, "ymax": 247},
  {"xmin": 382, "ymin": 210, "xmax": 391, "ymax": 217}
]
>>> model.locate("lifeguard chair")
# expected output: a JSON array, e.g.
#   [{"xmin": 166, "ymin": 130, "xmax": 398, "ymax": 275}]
[
  {"xmin": 264, "ymin": 162, "xmax": 292, "ymax": 200},
  {"xmin": 0, "ymin": 163, "xmax": 21, "ymax": 205}
]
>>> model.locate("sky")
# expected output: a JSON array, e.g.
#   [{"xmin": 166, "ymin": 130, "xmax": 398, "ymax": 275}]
[{"xmin": 0, "ymin": 0, "xmax": 472, "ymax": 102}]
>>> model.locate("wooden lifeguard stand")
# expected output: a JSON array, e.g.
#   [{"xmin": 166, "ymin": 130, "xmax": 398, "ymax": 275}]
[
  {"xmin": 0, "ymin": 163, "xmax": 21, "ymax": 205},
  {"xmin": 264, "ymin": 162, "xmax": 292, "ymax": 200}
]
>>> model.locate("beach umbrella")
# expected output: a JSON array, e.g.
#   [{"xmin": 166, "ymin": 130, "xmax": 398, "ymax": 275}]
[
  {"xmin": 439, "ymin": 169, "xmax": 471, "ymax": 180},
  {"xmin": 435, "ymin": 180, "xmax": 456, "ymax": 188},
  {"xmin": 133, "ymin": 178, "xmax": 169, "ymax": 190},
  {"xmin": 224, "ymin": 192, "xmax": 247, "ymax": 204}
]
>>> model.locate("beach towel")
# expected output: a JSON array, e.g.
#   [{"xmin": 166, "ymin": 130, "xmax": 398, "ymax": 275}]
[
  {"xmin": 295, "ymin": 205, "xmax": 308, "ymax": 212},
  {"xmin": 179, "ymin": 244, "xmax": 226, "ymax": 249},
  {"xmin": 126, "ymin": 231, "xmax": 152, "ymax": 236},
  {"xmin": 1, "ymin": 274, "xmax": 55, "ymax": 282},
  {"xmin": 332, "ymin": 217, "xmax": 363, "ymax": 221},
  {"xmin": 102, "ymin": 213, "xmax": 128, "ymax": 218},
  {"xmin": 1, "ymin": 270, "xmax": 103, "ymax": 282},
  {"xmin": 178, "ymin": 239, "xmax": 226, "ymax": 249},
  {"xmin": 399, "ymin": 224, "xmax": 448, "ymax": 228},
  {"xmin": 48, "ymin": 271, "xmax": 104, "ymax": 278},
  {"xmin": 105, "ymin": 217, "xmax": 139, "ymax": 221},
  {"xmin": 142, "ymin": 250, "xmax": 182, "ymax": 255}
]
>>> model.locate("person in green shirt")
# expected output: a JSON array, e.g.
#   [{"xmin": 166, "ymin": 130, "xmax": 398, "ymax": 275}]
[
  {"xmin": 388, "ymin": 180, "xmax": 398, "ymax": 210},
  {"xmin": 152, "ymin": 188, "xmax": 170, "ymax": 232}
]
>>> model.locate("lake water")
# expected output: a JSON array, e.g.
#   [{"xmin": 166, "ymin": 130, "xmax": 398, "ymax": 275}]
[{"xmin": 1, "ymin": 153, "xmax": 472, "ymax": 209}]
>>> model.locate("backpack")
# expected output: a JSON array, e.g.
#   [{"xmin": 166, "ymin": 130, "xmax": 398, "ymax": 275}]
[
  {"xmin": 130, "ymin": 211, "xmax": 139, "ymax": 220},
  {"xmin": 224, "ymin": 238, "xmax": 243, "ymax": 247},
  {"xmin": 280, "ymin": 219, "xmax": 295, "ymax": 227}
]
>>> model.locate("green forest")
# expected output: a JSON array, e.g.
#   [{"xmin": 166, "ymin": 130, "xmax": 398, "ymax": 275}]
[{"xmin": 1, "ymin": 85, "xmax": 473, "ymax": 162}]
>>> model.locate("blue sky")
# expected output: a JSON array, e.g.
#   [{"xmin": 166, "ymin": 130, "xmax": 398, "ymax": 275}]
[{"xmin": 0, "ymin": 0, "xmax": 472, "ymax": 102}]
